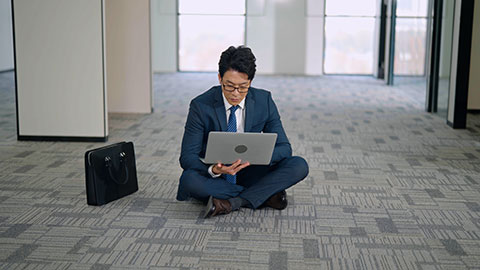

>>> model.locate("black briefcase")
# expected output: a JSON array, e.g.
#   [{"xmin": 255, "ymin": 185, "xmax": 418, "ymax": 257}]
[{"xmin": 85, "ymin": 141, "xmax": 138, "ymax": 206}]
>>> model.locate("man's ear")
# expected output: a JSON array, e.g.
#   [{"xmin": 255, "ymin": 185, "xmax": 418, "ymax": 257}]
[{"xmin": 218, "ymin": 73, "xmax": 222, "ymax": 84}]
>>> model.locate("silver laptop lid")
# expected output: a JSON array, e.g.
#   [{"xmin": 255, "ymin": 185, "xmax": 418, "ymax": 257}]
[{"xmin": 202, "ymin": 132, "xmax": 277, "ymax": 165}]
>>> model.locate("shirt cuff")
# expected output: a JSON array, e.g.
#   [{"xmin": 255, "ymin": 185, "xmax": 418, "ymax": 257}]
[{"xmin": 208, "ymin": 164, "xmax": 222, "ymax": 178}]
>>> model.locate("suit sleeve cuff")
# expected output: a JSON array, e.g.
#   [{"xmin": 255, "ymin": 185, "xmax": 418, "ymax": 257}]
[{"xmin": 208, "ymin": 164, "xmax": 222, "ymax": 178}]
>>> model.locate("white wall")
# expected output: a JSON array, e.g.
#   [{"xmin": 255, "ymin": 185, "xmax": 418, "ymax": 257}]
[
  {"xmin": 0, "ymin": 0, "xmax": 14, "ymax": 71},
  {"xmin": 270, "ymin": 0, "xmax": 307, "ymax": 74},
  {"xmin": 246, "ymin": 0, "xmax": 324, "ymax": 75},
  {"xmin": 151, "ymin": 0, "xmax": 177, "ymax": 73},
  {"xmin": 305, "ymin": 0, "xmax": 324, "ymax": 76},
  {"xmin": 13, "ymin": 0, "xmax": 107, "ymax": 138},
  {"xmin": 245, "ymin": 0, "xmax": 275, "ymax": 74},
  {"xmin": 467, "ymin": 0, "xmax": 480, "ymax": 109},
  {"xmin": 105, "ymin": 0, "xmax": 152, "ymax": 113}
]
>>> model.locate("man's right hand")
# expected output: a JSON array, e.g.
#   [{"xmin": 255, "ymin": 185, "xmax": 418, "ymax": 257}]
[{"xmin": 212, "ymin": 159, "xmax": 250, "ymax": 176}]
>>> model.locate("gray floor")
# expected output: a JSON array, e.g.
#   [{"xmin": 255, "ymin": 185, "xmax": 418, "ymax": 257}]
[{"xmin": 1, "ymin": 71, "xmax": 480, "ymax": 269}]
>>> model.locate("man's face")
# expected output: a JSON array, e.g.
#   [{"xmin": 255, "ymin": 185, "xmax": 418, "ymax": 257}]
[{"xmin": 218, "ymin": 70, "xmax": 250, "ymax": 106}]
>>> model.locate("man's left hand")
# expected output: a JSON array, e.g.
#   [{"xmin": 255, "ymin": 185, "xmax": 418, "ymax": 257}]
[{"xmin": 212, "ymin": 159, "xmax": 250, "ymax": 175}]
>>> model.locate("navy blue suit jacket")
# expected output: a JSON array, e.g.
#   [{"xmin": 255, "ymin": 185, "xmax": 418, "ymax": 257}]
[{"xmin": 179, "ymin": 86, "xmax": 292, "ymax": 173}]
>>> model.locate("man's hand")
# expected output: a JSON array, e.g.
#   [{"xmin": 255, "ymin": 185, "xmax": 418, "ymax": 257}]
[{"xmin": 212, "ymin": 159, "xmax": 250, "ymax": 176}]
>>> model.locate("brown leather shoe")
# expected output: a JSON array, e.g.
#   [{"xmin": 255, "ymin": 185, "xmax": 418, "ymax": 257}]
[
  {"xmin": 204, "ymin": 196, "xmax": 232, "ymax": 218},
  {"xmin": 263, "ymin": 190, "xmax": 288, "ymax": 210}
]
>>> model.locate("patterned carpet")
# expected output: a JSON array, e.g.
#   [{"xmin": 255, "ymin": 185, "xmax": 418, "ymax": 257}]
[{"xmin": 1, "ymin": 71, "xmax": 480, "ymax": 269}]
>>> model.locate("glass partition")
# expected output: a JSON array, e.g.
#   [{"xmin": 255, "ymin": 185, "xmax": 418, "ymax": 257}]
[
  {"xmin": 393, "ymin": 18, "xmax": 427, "ymax": 75},
  {"xmin": 435, "ymin": 0, "xmax": 455, "ymax": 117},
  {"xmin": 394, "ymin": 0, "xmax": 428, "ymax": 75},
  {"xmin": 324, "ymin": 17, "xmax": 375, "ymax": 74},
  {"xmin": 324, "ymin": 0, "xmax": 378, "ymax": 74}
]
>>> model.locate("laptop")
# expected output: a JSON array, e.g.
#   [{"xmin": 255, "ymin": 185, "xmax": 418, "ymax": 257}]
[{"xmin": 201, "ymin": 132, "xmax": 277, "ymax": 165}]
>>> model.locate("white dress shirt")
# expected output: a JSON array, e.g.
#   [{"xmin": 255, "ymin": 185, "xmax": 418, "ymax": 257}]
[
  {"xmin": 222, "ymin": 92, "xmax": 245, "ymax": 133},
  {"xmin": 208, "ymin": 93, "xmax": 246, "ymax": 177}
]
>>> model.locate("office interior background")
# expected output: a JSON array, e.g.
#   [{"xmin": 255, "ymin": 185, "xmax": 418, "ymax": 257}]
[{"xmin": 0, "ymin": 0, "xmax": 480, "ymax": 269}]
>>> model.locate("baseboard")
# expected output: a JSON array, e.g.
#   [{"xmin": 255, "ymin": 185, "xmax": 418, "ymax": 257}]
[
  {"xmin": 446, "ymin": 120, "xmax": 466, "ymax": 129},
  {"xmin": 0, "ymin": 69, "xmax": 14, "ymax": 74},
  {"xmin": 467, "ymin": 109, "xmax": 480, "ymax": 114},
  {"xmin": 18, "ymin": 135, "xmax": 108, "ymax": 142}
]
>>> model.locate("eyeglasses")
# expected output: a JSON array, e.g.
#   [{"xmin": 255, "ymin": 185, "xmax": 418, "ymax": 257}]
[{"xmin": 222, "ymin": 83, "xmax": 249, "ymax": 93}]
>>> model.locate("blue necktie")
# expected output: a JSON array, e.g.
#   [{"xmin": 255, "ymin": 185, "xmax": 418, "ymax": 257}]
[{"xmin": 226, "ymin": 105, "xmax": 238, "ymax": 184}]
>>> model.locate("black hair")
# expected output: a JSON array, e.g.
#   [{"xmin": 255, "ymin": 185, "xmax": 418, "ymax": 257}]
[{"xmin": 218, "ymin": 46, "xmax": 256, "ymax": 80}]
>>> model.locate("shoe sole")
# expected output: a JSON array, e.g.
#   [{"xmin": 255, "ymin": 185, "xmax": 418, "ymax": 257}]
[{"xmin": 204, "ymin": 196, "xmax": 215, "ymax": 218}]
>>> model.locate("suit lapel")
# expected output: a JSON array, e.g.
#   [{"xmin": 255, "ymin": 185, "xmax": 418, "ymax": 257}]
[
  {"xmin": 244, "ymin": 91, "xmax": 255, "ymax": 132},
  {"xmin": 214, "ymin": 87, "xmax": 227, "ymax": 131}
]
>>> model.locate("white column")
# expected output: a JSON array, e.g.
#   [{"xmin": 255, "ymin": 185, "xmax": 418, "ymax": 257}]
[
  {"xmin": 13, "ymin": 0, "xmax": 108, "ymax": 139},
  {"xmin": 0, "ymin": 0, "xmax": 14, "ymax": 72},
  {"xmin": 105, "ymin": 0, "xmax": 153, "ymax": 113},
  {"xmin": 246, "ymin": 0, "xmax": 323, "ymax": 75},
  {"xmin": 151, "ymin": 0, "xmax": 177, "ymax": 73}
]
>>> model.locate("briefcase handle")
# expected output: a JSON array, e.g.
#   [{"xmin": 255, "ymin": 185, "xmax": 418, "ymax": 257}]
[{"xmin": 105, "ymin": 152, "xmax": 129, "ymax": 185}]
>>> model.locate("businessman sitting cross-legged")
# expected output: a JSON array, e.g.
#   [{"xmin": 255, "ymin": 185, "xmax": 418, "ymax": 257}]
[{"xmin": 176, "ymin": 45, "xmax": 309, "ymax": 218}]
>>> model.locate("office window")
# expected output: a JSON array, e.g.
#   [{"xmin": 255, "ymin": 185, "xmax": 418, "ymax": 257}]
[
  {"xmin": 178, "ymin": 0, "xmax": 245, "ymax": 72},
  {"xmin": 396, "ymin": 0, "xmax": 428, "ymax": 17},
  {"xmin": 394, "ymin": 0, "xmax": 428, "ymax": 75},
  {"xmin": 324, "ymin": 0, "xmax": 377, "ymax": 74}
]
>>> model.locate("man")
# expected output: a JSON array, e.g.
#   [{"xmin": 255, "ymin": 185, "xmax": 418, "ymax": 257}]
[{"xmin": 176, "ymin": 46, "xmax": 309, "ymax": 218}]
